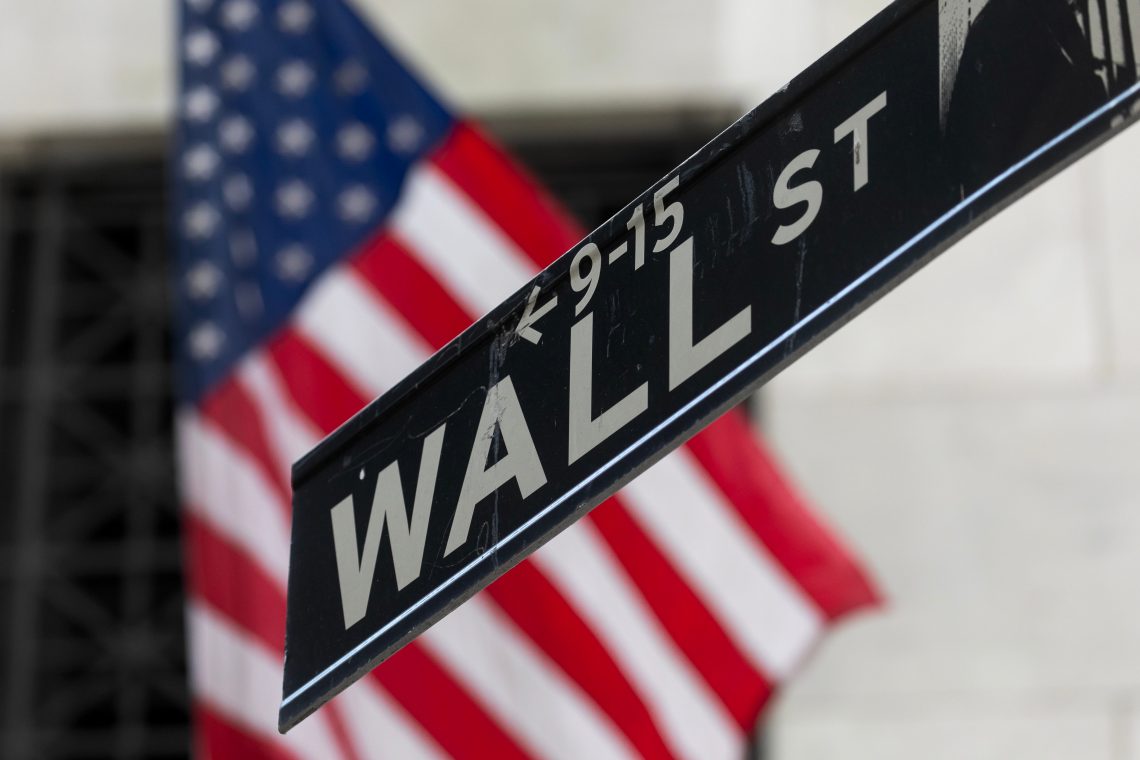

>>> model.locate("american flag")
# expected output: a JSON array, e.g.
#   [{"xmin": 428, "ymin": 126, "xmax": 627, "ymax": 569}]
[{"xmin": 174, "ymin": 0, "xmax": 878, "ymax": 757}]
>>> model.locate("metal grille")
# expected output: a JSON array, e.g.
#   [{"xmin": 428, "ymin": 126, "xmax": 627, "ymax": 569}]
[
  {"xmin": 0, "ymin": 162, "xmax": 189, "ymax": 759},
  {"xmin": 0, "ymin": 112, "xmax": 734, "ymax": 759}
]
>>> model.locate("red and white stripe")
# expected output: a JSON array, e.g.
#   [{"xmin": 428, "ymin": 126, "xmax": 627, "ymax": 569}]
[{"xmin": 179, "ymin": 122, "xmax": 877, "ymax": 760}]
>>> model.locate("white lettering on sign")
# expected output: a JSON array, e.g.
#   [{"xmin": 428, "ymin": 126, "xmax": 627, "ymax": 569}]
[
  {"xmin": 625, "ymin": 203, "xmax": 647, "ymax": 269},
  {"xmin": 446, "ymin": 376, "xmax": 548, "ymax": 556},
  {"xmin": 568, "ymin": 312, "xmax": 649, "ymax": 464},
  {"xmin": 771, "ymin": 91, "xmax": 889, "ymax": 245},
  {"xmin": 570, "ymin": 243, "xmax": 603, "ymax": 316},
  {"xmin": 835, "ymin": 91, "xmax": 889, "ymax": 191},
  {"xmin": 328, "ymin": 90, "xmax": 892, "ymax": 629},
  {"xmin": 652, "ymin": 177, "xmax": 684, "ymax": 254},
  {"xmin": 668, "ymin": 236, "xmax": 753, "ymax": 390},
  {"xmin": 566, "ymin": 174, "xmax": 693, "ymax": 316},
  {"xmin": 331, "ymin": 424, "xmax": 446, "ymax": 629},
  {"xmin": 771, "ymin": 149, "xmax": 823, "ymax": 246},
  {"xmin": 515, "ymin": 285, "xmax": 558, "ymax": 345}
]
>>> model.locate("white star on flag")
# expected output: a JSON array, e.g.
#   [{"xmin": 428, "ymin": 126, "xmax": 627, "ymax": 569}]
[
  {"xmin": 221, "ymin": 0, "xmax": 259, "ymax": 32},
  {"xmin": 276, "ymin": 119, "xmax": 315, "ymax": 157},
  {"xmin": 228, "ymin": 229, "xmax": 258, "ymax": 267},
  {"xmin": 223, "ymin": 174, "xmax": 254, "ymax": 212},
  {"xmin": 185, "ymin": 261, "xmax": 225, "ymax": 301},
  {"xmin": 184, "ymin": 86, "xmax": 220, "ymax": 123},
  {"xmin": 387, "ymin": 114, "xmax": 425, "ymax": 154},
  {"xmin": 183, "ymin": 144, "xmax": 221, "ymax": 182},
  {"xmin": 219, "ymin": 116, "xmax": 255, "ymax": 153},
  {"xmin": 337, "ymin": 185, "xmax": 378, "ymax": 222},
  {"xmin": 275, "ymin": 180, "xmax": 315, "ymax": 219},
  {"xmin": 276, "ymin": 61, "xmax": 315, "ymax": 98},
  {"xmin": 334, "ymin": 60, "xmax": 368, "ymax": 95},
  {"xmin": 336, "ymin": 122, "xmax": 375, "ymax": 162},
  {"xmin": 187, "ymin": 321, "xmax": 225, "ymax": 360},
  {"xmin": 182, "ymin": 202, "xmax": 220, "ymax": 239},
  {"xmin": 220, "ymin": 55, "xmax": 256, "ymax": 91},
  {"xmin": 184, "ymin": 29, "xmax": 220, "ymax": 66},
  {"xmin": 278, "ymin": 0, "xmax": 314, "ymax": 34},
  {"xmin": 275, "ymin": 244, "xmax": 314, "ymax": 281}
]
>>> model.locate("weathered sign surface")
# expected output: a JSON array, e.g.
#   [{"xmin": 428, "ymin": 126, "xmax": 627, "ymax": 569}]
[{"xmin": 281, "ymin": 0, "xmax": 1140, "ymax": 731}]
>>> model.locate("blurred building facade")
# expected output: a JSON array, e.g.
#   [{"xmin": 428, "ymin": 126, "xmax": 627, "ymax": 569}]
[{"xmin": 2, "ymin": 1, "xmax": 1140, "ymax": 758}]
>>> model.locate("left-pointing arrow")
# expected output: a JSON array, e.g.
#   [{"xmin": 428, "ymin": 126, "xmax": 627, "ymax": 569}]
[{"xmin": 515, "ymin": 285, "xmax": 558, "ymax": 345}]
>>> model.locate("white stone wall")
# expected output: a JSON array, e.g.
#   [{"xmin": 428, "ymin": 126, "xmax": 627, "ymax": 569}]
[
  {"xmin": 0, "ymin": 0, "xmax": 173, "ymax": 137},
  {"xmin": 0, "ymin": 0, "xmax": 881, "ymax": 136},
  {"xmin": 362, "ymin": 0, "xmax": 888, "ymax": 115},
  {"xmin": 355, "ymin": 0, "xmax": 722, "ymax": 112},
  {"xmin": 3, "ymin": 1, "xmax": 1140, "ymax": 757},
  {"xmin": 0, "ymin": 0, "xmax": 789, "ymax": 138}
]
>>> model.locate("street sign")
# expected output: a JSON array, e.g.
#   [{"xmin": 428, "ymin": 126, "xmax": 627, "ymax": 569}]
[{"xmin": 281, "ymin": 0, "xmax": 1140, "ymax": 731}]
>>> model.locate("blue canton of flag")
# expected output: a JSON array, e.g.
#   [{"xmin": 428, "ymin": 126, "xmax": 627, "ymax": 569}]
[{"xmin": 176, "ymin": 0, "xmax": 449, "ymax": 402}]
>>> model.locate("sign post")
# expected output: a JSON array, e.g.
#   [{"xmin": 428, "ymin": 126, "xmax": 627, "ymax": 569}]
[{"xmin": 281, "ymin": 0, "xmax": 1140, "ymax": 732}]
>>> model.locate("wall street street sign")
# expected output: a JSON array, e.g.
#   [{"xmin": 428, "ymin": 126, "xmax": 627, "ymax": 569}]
[{"xmin": 280, "ymin": 0, "xmax": 1140, "ymax": 731}]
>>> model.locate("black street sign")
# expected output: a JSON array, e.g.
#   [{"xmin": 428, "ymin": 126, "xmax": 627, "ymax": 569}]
[{"xmin": 281, "ymin": 0, "xmax": 1140, "ymax": 731}]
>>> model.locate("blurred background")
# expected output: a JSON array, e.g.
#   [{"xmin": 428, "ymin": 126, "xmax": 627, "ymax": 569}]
[{"xmin": 1, "ymin": 0, "xmax": 1140, "ymax": 758}]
